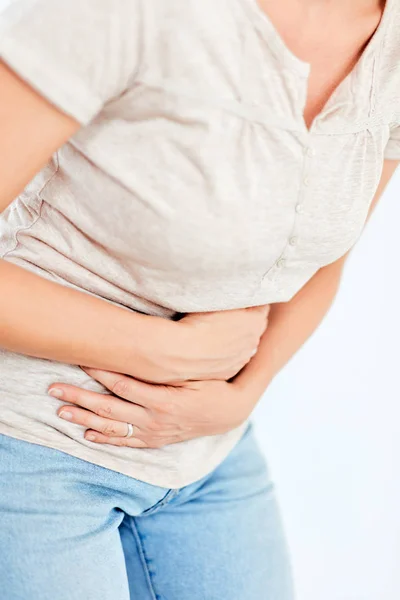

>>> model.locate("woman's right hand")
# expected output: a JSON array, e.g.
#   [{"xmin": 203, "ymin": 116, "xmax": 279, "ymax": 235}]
[{"xmin": 137, "ymin": 306, "xmax": 271, "ymax": 385}]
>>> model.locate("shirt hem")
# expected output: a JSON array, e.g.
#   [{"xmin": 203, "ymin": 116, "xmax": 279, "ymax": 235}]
[{"xmin": 0, "ymin": 422, "xmax": 249, "ymax": 490}]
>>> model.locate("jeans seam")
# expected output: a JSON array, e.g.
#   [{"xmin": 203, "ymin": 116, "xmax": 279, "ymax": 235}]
[
  {"xmin": 129, "ymin": 518, "xmax": 161, "ymax": 600},
  {"xmin": 141, "ymin": 489, "xmax": 180, "ymax": 517}
]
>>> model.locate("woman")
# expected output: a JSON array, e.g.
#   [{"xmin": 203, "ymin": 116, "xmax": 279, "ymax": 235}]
[{"xmin": 0, "ymin": 0, "xmax": 398, "ymax": 598}]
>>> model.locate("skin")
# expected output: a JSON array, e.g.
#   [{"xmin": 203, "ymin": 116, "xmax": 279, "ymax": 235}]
[
  {"xmin": 258, "ymin": 0, "xmax": 387, "ymax": 129},
  {"xmin": 50, "ymin": 158, "xmax": 398, "ymax": 449},
  {"xmin": 0, "ymin": 62, "xmax": 270, "ymax": 386},
  {"xmin": 49, "ymin": 0, "xmax": 398, "ymax": 448},
  {"xmin": 2, "ymin": 0, "xmax": 398, "ymax": 449}
]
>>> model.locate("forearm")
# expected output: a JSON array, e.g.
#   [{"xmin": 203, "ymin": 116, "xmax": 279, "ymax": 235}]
[
  {"xmin": 235, "ymin": 258, "xmax": 347, "ymax": 399},
  {"xmin": 0, "ymin": 259, "xmax": 170, "ymax": 376},
  {"xmin": 237, "ymin": 161, "xmax": 399, "ymax": 400}
]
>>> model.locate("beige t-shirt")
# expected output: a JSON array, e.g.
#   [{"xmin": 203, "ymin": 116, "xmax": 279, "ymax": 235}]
[{"xmin": 0, "ymin": 0, "xmax": 399, "ymax": 488}]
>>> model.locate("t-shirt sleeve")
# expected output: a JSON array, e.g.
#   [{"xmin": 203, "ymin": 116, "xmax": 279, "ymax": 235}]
[
  {"xmin": 0, "ymin": 0, "xmax": 143, "ymax": 125},
  {"xmin": 384, "ymin": 125, "xmax": 400, "ymax": 161}
]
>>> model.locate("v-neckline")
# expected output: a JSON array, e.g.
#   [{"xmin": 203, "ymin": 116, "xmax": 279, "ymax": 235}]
[{"xmin": 243, "ymin": 0, "xmax": 392, "ymax": 133}]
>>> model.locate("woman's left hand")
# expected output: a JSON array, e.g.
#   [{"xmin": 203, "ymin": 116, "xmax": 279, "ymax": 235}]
[{"xmin": 49, "ymin": 367, "xmax": 255, "ymax": 448}]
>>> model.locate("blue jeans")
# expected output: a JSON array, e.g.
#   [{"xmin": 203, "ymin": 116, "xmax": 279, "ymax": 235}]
[{"xmin": 0, "ymin": 423, "xmax": 295, "ymax": 600}]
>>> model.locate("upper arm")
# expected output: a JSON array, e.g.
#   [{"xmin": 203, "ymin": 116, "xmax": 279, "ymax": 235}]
[
  {"xmin": 364, "ymin": 159, "xmax": 399, "ymax": 224},
  {"xmin": 352, "ymin": 122, "xmax": 400, "ymax": 227},
  {"xmin": 370, "ymin": 122, "xmax": 400, "ymax": 219},
  {"xmin": 0, "ymin": 0, "xmax": 143, "ymax": 213},
  {"xmin": 322, "ymin": 159, "xmax": 399, "ymax": 275},
  {"xmin": 0, "ymin": 61, "xmax": 80, "ymax": 213}
]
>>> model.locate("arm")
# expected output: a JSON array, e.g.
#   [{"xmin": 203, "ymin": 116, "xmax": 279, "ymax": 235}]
[
  {"xmin": 0, "ymin": 60, "xmax": 172, "ymax": 378},
  {"xmin": 234, "ymin": 159, "xmax": 400, "ymax": 398},
  {"xmin": 0, "ymin": 62, "xmax": 266, "ymax": 383},
  {"xmin": 52, "ymin": 160, "xmax": 399, "ymax": 448}
]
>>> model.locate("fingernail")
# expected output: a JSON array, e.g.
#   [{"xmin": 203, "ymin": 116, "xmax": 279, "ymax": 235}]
[
  {"xmin": 59, "ymin": 411, "xmax": 73, "ymax": 421},
  {"xmin": 86, "ymin": 434, "xmax": 96, "ymax": 441},
  {"xmin": 49, "ymin": 388, "xmax": 63, "ymax": 399}
]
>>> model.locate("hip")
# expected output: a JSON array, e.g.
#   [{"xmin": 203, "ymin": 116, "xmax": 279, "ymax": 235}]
[
  {"xmin": 0, "ymin": 348, "xmax": 249, "ymax": 488},
  {"xmin": 0, "ymin": 423, "xmax": 295, "ymax": 600}
]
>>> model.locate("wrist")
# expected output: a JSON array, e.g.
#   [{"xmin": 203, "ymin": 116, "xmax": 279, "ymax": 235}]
[
  {"xmin": 234, "ymin": 360, "xmax": 272, "ymax": 406},
  {"xmin": 231, "ymin": 378, "xmax": 262, "ymax": 424},
  {"xmin": 124, "ymin": 312, "xmax": 176, "ymax": 381},
  {"xmin": 129, "ymin": 313, "xmax": 202, "ymax": 383}
]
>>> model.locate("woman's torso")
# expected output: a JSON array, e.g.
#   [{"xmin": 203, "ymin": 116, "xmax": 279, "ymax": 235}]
[{"xmin": 0, "ymin": 0, "xmax": 399, "ymax": 487}]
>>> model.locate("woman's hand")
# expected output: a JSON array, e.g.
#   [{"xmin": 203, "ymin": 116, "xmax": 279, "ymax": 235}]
[
  {"xmin": 150, "ymin": 305, "xmax": 271, "ymax": 384},
  {"xmin": 50, "ymin": 367, "xmax": 257, "ymax": 448}
]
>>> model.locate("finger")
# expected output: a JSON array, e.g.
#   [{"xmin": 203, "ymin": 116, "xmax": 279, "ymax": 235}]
[
  {"xmin": 57, "ymin": 398, "xmax": 180, "ymax": 439},
  {"xmin": 49, "ymin": 383, "xmax": 150, "ymax": 424},
  {"xmin": 79, "ymin": 368, "xmax": 136, "ymax": 400},
  {"xmin": 57, "ymin": 405, "xmax": 142, "ymax": 438},
  {"xmin": 85, "ymin": 432, "xmax": 150, "ymax": 448},
  {"xmin": 80, "ymin": 367, "xmax": 168, "ymax": 409},
  {"xmin": 85, "ymin": 431, "xmax": 185, "ymax": 449}
]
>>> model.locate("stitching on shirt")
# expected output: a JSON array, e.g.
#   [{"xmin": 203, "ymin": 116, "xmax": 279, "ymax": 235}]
[
  {"xmin": 368, "ymin": 57, "xmax": 377, "ymax": 119},
  {"xmin": 1, "ymin": 152, "xmax": 60, "ymax": 260},
  {"xmin": 134, "ymin": 77, "xmax": 389, "ymax": 135},
  {"xmin": 128, "ymin": 518, "xmax": 161, "ymax": 600},
  {"xmin": 0, "ymin": 203, "xmax": 44, "ymax": 260},
  {"xmin": 369, "ymin": 34, "xmax": 385, "ymax": 118},
  {"xmin": 135, "ymin": 77, "xmax": 304, "ymax": 131}
]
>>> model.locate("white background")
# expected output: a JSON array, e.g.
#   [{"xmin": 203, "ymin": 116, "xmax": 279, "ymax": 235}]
[
  {"xmin": 253, "ymin": 170, "xmax": 400, "ymax": 600},
  {"xmin": 0, "ymin": 0, "xmax": 398, "ymax": 596}
]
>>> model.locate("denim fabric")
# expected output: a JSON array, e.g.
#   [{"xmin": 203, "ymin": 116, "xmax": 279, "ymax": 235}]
[{"xmin": 0, "ymin": 423, "xmax": 295, "ymax": 600}]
